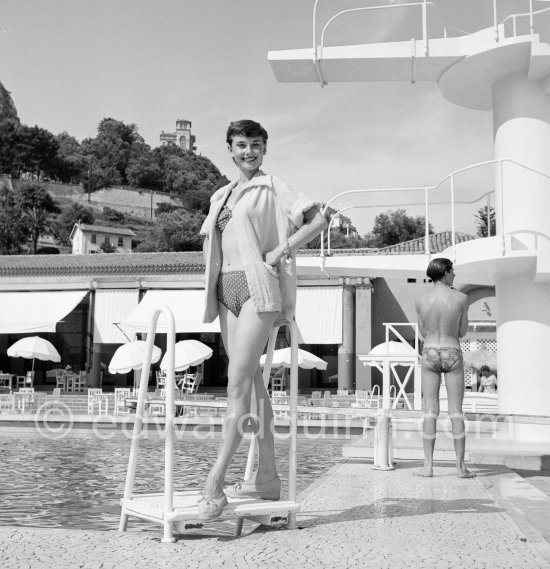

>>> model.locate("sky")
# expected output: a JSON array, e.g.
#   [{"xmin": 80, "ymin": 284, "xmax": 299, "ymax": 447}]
[{"xmin": 0, "ymin": 0, "xmax": 533, "ymax": 235}]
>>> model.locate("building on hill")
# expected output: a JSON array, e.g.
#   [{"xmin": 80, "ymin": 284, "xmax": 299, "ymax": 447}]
[
  {"xmin": 70, "ymin": 222, "xmax": 135, "ymax": 254},
  {"xmin": 159, "ymin": 119, "xmax": 196, "ymax": 152}
]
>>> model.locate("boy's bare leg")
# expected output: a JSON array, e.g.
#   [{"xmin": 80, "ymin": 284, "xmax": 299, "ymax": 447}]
[
  {"xmin": 445, "ymin": 359, "xmax": 475, "ymax": 478},
  {"xmin": 414, "ymin": 366, "xmax": 440, "ymax": 477}
]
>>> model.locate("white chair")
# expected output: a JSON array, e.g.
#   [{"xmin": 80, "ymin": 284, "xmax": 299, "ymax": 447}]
[
  {"xmin": 148, "ymin": 389, "xmax": 166, "ymax": 416},
  {"xmin": 271, "ymin": 390, "xmax": 289, "ymax": 418},
  {"xmin": 73, "ymin": 371, "xmax": 86, "ymax": 392},
  {"xmin": 0, "ymin": 394, "xmax": 15, "ymax": 413},
  {"xmin": 88, "ymin": 388, "xmax": 104, "ymax": 415},
  {"xmin": 16, "ymin": 387, "xmax": 35, "ymax": 413},
  {"xmin": 269, "ymin": 367, "xmax": 286, "ymax": 393},
  {"xmin": 114, "ymin": 387, "xmax": 133, "ymax": 416},
  {"xmin": 156, "ymin": 371, "xmax": 166, "ymax": 391},
  {"xmin": 55, "ymin": 370, "xmax": 66, "ymax": 390},
  {"xmin": 351, "ymin": 390, "xmax": 370, "ymax": 409},
  {"xmin": 180, "ymin": 370, "xmax": 203, "ymax": 395}
]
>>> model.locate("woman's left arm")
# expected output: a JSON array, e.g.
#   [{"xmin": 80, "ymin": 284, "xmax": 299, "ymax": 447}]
[{"xmin": 265, "ymin": 207, "xmax": 328, "ymax": 266}]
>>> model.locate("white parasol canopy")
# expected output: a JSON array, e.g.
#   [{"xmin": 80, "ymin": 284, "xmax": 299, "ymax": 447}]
[
  {"xmin": 259, "ymin": 347, "xmax": 327, "ymax": 370},
  {"xmin": 108, "ymin": 341, "xmax": 162, "ymax": 374},
  {"xmin": 363, "ymin": 341, "xmax": 418, "ymax": 367},
  {"xmin": 160, "ymin": 340, "xmax": 213, "ymax": 372},
  {"xmin": 7, "ymin": 336, "xmax": 61, "ymax": 370}
]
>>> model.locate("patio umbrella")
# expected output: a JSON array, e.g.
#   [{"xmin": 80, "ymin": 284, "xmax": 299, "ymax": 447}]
[
  {"xmin": 363, "ymin": 341, "xmax": 418, "ymax": 367},
  {"xmin": 463, "ymin": 349, "xmax": 497, "ymax": 371},
  {"xmin": 108, "ymin": 341, "xmax": 162, "ymax": 389},
  {"xmin": 259, "ymin": 347, "xmax": 327, "ymax": 370},
  {"xmin": 160, "ymin": 340, "xmax": 213, "ymax": 372},
  {"xmin": 7, "ymin": 336, "xmax": 61, "ymax": 371}
]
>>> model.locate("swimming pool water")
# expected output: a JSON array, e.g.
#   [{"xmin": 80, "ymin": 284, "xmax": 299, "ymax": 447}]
[{"xmin": 0, "ymin": 434, "xmax": 344, "ymax": 532}]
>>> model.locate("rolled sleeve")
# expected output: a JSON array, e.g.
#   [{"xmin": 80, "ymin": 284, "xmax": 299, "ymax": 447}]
[{"xmin": 274, "ymin": 177, "xmax": 319, "ymax": 228}]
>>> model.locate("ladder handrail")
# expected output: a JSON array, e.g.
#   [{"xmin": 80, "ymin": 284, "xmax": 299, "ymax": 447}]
[{"xmin": 120, "ymin": 304, "xmax": 176, "ymax": 542}]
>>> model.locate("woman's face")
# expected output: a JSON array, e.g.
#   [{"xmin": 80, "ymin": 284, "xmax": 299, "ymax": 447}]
[{"xmin": 228, "ymin": 135, "xmax": 266, "ymax": 175}]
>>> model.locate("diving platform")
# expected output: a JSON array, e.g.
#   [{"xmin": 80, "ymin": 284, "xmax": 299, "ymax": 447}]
[{"xmin": 269, "ymin": 11, "xmax": 550, "ymax": 110}]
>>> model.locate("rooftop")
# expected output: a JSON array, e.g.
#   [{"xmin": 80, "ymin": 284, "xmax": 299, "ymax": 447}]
[
  {"xmin": 0, "ymin": 232, "xmax": 476, "ymax": 277},
  {"xmin": 76, "ymin": 224, "xmax": 136, "ymax": 237}
]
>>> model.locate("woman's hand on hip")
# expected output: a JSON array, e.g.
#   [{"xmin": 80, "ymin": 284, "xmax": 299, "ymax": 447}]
[{"xmin": 265, "ymin": 245, "xmax": 284, "ymax": 266}]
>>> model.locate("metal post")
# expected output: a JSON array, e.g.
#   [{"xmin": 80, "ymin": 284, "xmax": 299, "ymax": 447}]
[
  {"xmin": 493, "ymin": 0, "xmax": 499, "ymax": 41},
  {"xmin": 287, "ymin": 319, "xmax": 299, "ymax": 529},
  {"xmin": 422, "ymin": 0, "xmax": 428, "ymax": 56},
  {"xmin": 529, "ymin": 0, "xmax": 534, "ymax": 34},
  {"xmin": 424, "ymin": 187, "xmax": 430, "ymax": 256},
  {"xmin": 450, "ymin": 174, "xmax": 456, "ymax": 262},
  {"xmin": 244, "ymin": 327, "xmax": 279, "ymax": 481},
  {"xmin": 487, "ymin": 196, "xmax": 491, "ymax": 237}
]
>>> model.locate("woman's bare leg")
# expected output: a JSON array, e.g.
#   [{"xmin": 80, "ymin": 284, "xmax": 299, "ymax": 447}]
[
  {"xmin": 445, "ymin": 357, "xmax": 475, "ymax": 478},
  {"xmin": 203, "ymin": 300, "xmax": 276, "ymax": 498},
  {"xmin": 250, "ymin": 365, "xmax": 278, "ymax": 483},
  {"xmin": 415, "ymin": 365, "xmax": 441, "ymax": 477}
]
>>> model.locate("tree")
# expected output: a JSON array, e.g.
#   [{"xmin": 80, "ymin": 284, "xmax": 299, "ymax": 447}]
[
  {"xmin": 54, "ymin": 132, "xmax": 87, "ymax": 183},
  {"xmin": 12, "ymin": 124, "xmax": 59, "ymax": 179},
  {"xmin": 474, "ymin": 204, "xmax": 496, "ymax": 237},
  {"xmin": 15, "ymin": 181, "xmax": 60, "ymax": 254},
  {"xmin": 135, "ymin": 209, "xmax": 206, "ymax": 252},
  {"xmin": 306, "ymin": 228, "xmax": 371, "ymax": 250},
  {"xmin": 82, "ymin": 118, "xmax": 144, "ymax": 186},
  {"xmin": 0, "ymin": 187, "xmax": 26, "ymax": 254},
  {"xmin": 53, "ymin": 202, "xmax": 95, "ymax": 245},
  {"xmin": 365, "ymin": 208, "xmax": 434, "ymax": 248}
]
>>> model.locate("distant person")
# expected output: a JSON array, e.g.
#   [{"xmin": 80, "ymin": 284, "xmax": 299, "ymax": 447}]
[
  {"xmin": 198, "ymin": 119, "xmax": 327, "ymax": 520},
  {"xmin": 415, "ymin": 257, "xmax": 475, "ymax": 478},
  {"xmin": 478, "ymin": 366, "xmax": 497, "ymax": 393}
]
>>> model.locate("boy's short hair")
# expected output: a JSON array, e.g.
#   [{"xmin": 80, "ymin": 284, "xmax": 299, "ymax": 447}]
[
  {"xmin": 226, "ymin": 120, "xmax": 268, "ymax": 145},
  {"xmin": 426, "ymin": 257, "xmax": 453, "ymax": 282}
]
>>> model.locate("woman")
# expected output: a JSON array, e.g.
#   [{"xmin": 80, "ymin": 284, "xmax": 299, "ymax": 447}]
[
  {"xmin": 478, "ymin": 366, "xmax": 497, "ymax": 393},
  {"xmin": 198, "ymin": 119, "xmax": 327, "ymax": 520}
]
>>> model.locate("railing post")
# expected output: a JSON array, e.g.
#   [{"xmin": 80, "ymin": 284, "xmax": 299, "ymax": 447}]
[
  {"xmin": 424, "ymin": 187, "xmax": 430, "ymax": 257},
  {"xmin": 529, "ymin": 0, "xmax": 534, "ymax": 34},
  {"xmin": 493, "ymin": 0, "xmax": 499, "ymax": 41},
  {"xmin": 450, "ymin": 174, "xmax": 456, "ymax": 262},
  {"xmin": 422, "ymin": 0, "xmax": 429, "ymax": 56},
  {"xmin": 499, "ymin": 160, "xmax": 506, "ymax": 256}
]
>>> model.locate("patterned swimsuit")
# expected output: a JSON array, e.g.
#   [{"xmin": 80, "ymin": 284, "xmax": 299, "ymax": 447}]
[
  {"xmin": 422, "ymin": 346, "xmax": 461, "ymax": 373},
  {"xmin": 216, "ymin": 205, "xmax": 251, "ymax": 317}
]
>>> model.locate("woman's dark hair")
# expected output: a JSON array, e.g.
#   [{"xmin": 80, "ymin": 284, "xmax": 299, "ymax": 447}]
[
  {"xmin": 426, "ymin": 257, "xmax": 453, "ymax": 282},
  {"xmin": 480, "ymin": 365, "xmax": 491, "ymax": 373},
  {"xmin": 226, "ymin": 120, "xmax": 268, "ymax": 145}
]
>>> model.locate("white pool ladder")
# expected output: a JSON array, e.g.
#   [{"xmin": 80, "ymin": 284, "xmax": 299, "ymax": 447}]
[{"xmin": 118, "ymin": 305, "xmax": 301, "ymax": 543}]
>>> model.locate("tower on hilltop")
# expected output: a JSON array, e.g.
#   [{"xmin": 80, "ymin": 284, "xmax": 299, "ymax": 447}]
[{"xmin": 160, "ymin": 118, "xmax": 196, "ymax": 152}]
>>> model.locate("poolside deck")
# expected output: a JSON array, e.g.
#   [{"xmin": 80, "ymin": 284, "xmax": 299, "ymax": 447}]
[{"xmin": 1, "ymin": 459, "xmax": 550, "ymax": 568}]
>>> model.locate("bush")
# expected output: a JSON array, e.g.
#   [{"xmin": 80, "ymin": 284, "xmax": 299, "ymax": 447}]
[{"xmin": 102, "ymin": 206, "xmax": 125, "ymax": 223}]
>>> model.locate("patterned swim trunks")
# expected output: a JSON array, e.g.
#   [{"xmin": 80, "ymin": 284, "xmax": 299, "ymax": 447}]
[
  {"xmin": 422, "ymin": 346, "xmax": 461, "ymax": 374},
  {"xmin": 217, "ymin": 271, "xmax": 251, "ymax": 318}
]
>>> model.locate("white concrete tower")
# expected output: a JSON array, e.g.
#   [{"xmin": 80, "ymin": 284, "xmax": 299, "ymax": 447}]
[{"xmin": 268, "ymin": 2, "xmax": 550, "ymax": 427}]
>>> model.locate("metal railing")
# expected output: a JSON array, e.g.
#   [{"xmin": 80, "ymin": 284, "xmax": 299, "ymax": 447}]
[
  {"xmin": 320, "ymin": 158, "xmax": 550, "ymax": 262},
  {"xmin": 312, "ymin": 0, "xmax": 550, "ymax": 86}
]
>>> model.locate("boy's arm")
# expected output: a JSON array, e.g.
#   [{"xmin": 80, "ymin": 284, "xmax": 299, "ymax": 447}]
[
  {"xmin": 415, "ymin": 297, "xmax": 426, "ymax": 339},
  {"xmin": 458, "ymin": 295, "xmax": 469, "ymax": 338}
]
